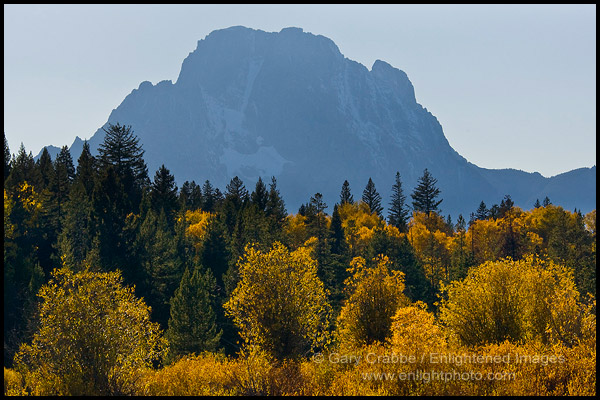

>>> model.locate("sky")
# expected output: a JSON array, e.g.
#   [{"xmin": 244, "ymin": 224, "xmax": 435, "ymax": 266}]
[{"xmin": 4, "ymin": 4, "xmax": 596, "ymax": 178}]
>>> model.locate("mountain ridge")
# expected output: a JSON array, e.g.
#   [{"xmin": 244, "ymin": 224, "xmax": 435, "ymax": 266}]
[{"xmin": 35, "ymin": 26, "xmax": 596, "ymax": 217}]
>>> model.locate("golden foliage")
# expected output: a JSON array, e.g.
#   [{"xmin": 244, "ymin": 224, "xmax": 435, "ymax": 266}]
[{"xmin": 224, "ymin": 242, "xmax": 331, "ymax": 360}]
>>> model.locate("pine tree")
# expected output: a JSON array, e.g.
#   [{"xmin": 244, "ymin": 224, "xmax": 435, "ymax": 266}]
[
  {"xmin": 151, "ymin": 164, "xmax": 179, "ymax": 225},
  {"xmin": 6, "ymin": 143, "xmax": 39, "ymax": 190},
  {"xmin": 4, "ymin": 133, "xmax": 11, "ymax": 180},
  {"xmin": 543, "ymin": 196, "xmax": 552, "ymax": 207},
  {"xmin": 166, "ymin": 266, "xmax": 222, "ymax": 362},
  {"xmin": 97, "ymin": 123, "xmax": 149, "ymax": 210},
  {"xmin": 533, "ymin": 198, "xmax": 541, "ymax": 209},
  {"xmin": 74, "ymin": 141, "xmax": 96, "ymax": 197},
  {"xmin": 202, "ymin": 180, "xmax": 217, "ymax": 212},
  {"xmin": 225, "ymin": 176, "xmax": 248, "ymax": 207},
  {"xmin": 36, "ymin": 147, "xmax": 54, "ymax": 191},
  {"xmin": 362, "ymin": 177, "xmax": 383, "ymax": 217},
  {"xmin": 57, "ymin": 181, "xmax": 93, "ymax": 271},
  {"xmin": 411, "ymin": 168, "xmax": 443, "ymax": 215},
  {"xmin": 475, "ymin": 201, "xmax": 489, "ymax": 220},
  {"xmin": 388, "ymin": 172, "xmax": 409, "ymax": 232},
  {"xmin": 55, "ymin": 145, "xmax": 75, "ymax": 183},
  {"xmin": 265, "ymin": 176, "xmax": 287, "ymax": 225},
  {"xmin": 251, "ymin": 177, "xmax": 268, "ymax": 212},
  {"xmin": 179, "ymin": 180, "xmax": 203, "ymax": 211},
  {"xmin": 340, "ymin": 180, "xmax": 354, "ymax": 205}
]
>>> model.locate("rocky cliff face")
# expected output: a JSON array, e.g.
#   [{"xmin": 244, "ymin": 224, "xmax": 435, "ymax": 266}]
[{"xmin": 48, "ymin": 26, "xmax": 596, "ymax": 217}]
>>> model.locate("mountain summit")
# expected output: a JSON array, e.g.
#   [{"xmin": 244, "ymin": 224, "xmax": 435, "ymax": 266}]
[{"xmin": 53, "ymin": 26, "xmax": 595, "ymax": 217}]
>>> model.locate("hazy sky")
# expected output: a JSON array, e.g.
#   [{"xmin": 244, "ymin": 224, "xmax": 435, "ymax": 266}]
[{"xmin": 4, "ymin": 4, "xmax": 596, "ymax": 177}]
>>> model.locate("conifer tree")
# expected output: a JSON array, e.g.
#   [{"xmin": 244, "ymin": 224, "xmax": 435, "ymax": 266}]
[
  {"xmin": 4, "ymin": 133, "xmax": 11, "ymax": 180},
  {"xmin": 36, "ymin": 147, "xmax": 54, "ymax": 191},
  {"xmin": 265, "ymin": 176, "xmax": 287, "ymax": 226},
  {"xmin": 340, "ymin": 180, "xmax": 354, "ymax": 205},
  {"xmin": 202, "ymin": 180, "xmax": 217, "ymax": 212},
  {"xmin": 55, "ymin": 145, "xmax": 75, "ymax": 183},
  {"xmin": 362, "ymin": 177, "xmax": 383, "ymax": 217},
  {"xmin": 97, "ymin": 123, "xmax": 148, "ymax": 211},
  {"xmin": 57, "ymin": 181, "xmax": 93, "ymax": 272},
  {"xmin": 151, "ymin": 164, "xmax": 179, "ymax": 225},
  {"xmin": 475, "ymin": 201, "xmax": 489, "ymax": 220},
  {"xmin": 411, "ymin": 168, "xmax": 443, "ymax": 215},
  {"xmin": 166, "ymin": 265, "xmax": 222, "ymax": 363},
  {"xmin": 251, "ymin": 176, "xmax": 268, "ymax": 212},
  {"xmin": 388, "ymin": 172, "xmax": 409, "ymax": 232},
  {"xmin": 543, "ymin": 196, "xmax": 552, "ymax": 207},
  {"xmin": 6, "ymin": 143, "xmax": 39, "ymax": 190},
  {"xmin": 74, "ymin": 141, "xmax": 96, "ymax": 197},
  {"xmin": 533, "ymin": 198, "xmax": 541, "ymax": 209},
  {"xmin": 179, "ymin": 180, "xmax": 203, "ymax": 211},
  {"xmin": 225, "ymin": 176, "xmax": 248, "ymax": 207},
  {"xmin": 51, "ymin": 146, "xmax": 76, "ymax": 227}
]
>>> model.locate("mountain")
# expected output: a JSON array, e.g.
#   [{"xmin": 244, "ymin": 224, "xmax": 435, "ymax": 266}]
[{"xmin": 38, "ymin": 26, "xmax": 596, "ymax": 218}]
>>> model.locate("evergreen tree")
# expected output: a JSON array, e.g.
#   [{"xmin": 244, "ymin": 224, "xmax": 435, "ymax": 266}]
[
  {"xmin": 55, "ymin": 145, "xmax": 75, "ymax": 183},
  {"xmin": 265, "ymin": 176, "xmax": 287, "ymax": 227},
  {"xmin": 36, "ymin": 147, "xmax": 54, "ymax": 191},
  {"xmin": 57, "ymin": 181, "xmax": 93, "ymax": 272},
  {"xmin": 179, "ymin": 180, "xmax": 203, "ymax": 211},
  {"xmin": 201, "ymin": 180, "xmax": 217, "ymax": 212},
  {"xmin": 455, "ymin": 214, "xmax": 466, "ymax": 232},
  {"xmin": 362, "ymin": 177, "xmax": 383, "ymax": 217},
  {"xmin": 6, "ymin": 143, "xmax": 39, "ymax": 190},
  {"xmin": 475, "ymin": 201, "xmax": 489, "ymax": 220},
  {"xmin": 97, "ymin": 123, "xmax": 149, "ymax": 210},
  {"xmin": 251, "ymin": 176, "xmax": 268, "ymax": 212},
  {"xmin": 74, "ymin": 141, "xmax": 96, "ymax": 197},
  {"xmin": 136, "ymin": 209, "xmax": 182, "ymax": 328},
  {"xmin": 225, "ymin": 176, "xmax": 248, "ymax": 207},
  {"xmin": 50, "ymin": 146, "xmax": 76, "ymax": 228},
  {"xmin": 534, "ymin": 198, "xmax": 542, "ymax": 209},
  {"xmin": 4, "ymin": 133, "xmax": 11, "ymax": 180},
  {"xmin": 166, "ymin": 266, "xmax": 222, "ymax": 363},
  {"xmin": 411, "ymin": 168, "xmax": 443, "ymax": 215},
  {"xmin": 340, "ymin": 180, "xmax": 354, "ymax": 205},
  {"xmin": 151, "ymin": 164, "xmax": 179, "ymax": 225},
  {"xmin": 387, "ymin": 172, "xmax": 409, "ymax": 232},
  {"xmin": 543, "ymin": 196, "xmax": 552, "ymax": 207}
]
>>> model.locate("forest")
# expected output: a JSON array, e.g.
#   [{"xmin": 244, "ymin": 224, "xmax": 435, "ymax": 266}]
[{"xmin": 3, "ymin": 124, "xmax": 596, "ymax": 396}]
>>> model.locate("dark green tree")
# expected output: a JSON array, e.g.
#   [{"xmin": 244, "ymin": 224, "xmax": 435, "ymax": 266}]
[
  {"xmin": 265, "ymin": 176, "xmax": 287, "ymax": 226},
  {"xmin": 166, "ymin": 266, "xmax": 222, "ymax": 363},
  {"xmin": 35, "ymin": 147, "xmax": 54, "ymax": 191},
  {"xmin": 201, "ymin": 180, "xmax": 217, "ymax": 212},
  {"xmin": 475, "ymin": 201, "xmax": 489, "ymax": 220},
  {"xmin": 74, "ymin": 141, "xmax": 96, "ymax": 197},
  {"xmin": 362, "ymin": 177, "xmax": 383, "ymax": 217},
  {"xmin": 340, "ymin": 180, "xmax": 354, "ymax": 205},
  {"xmin": 6, "ymin": 143, "xmax": 39, "ymax": 190},
  {"xmin": 387, "ymin": 172, "xmax": 409, "ymax": 232},
  {"xmin": 97, "ymin": 123, "xmax": 149, "ymax": 210},
  {"xmin": 543, "ymin": 196, "xmax": 552, "ymax": 207},
  {"xmin": 4, "ymin": 133, "xmax": 11, "ymax": 180},
  {"xmin": 411, "ymin": 168, "xmax": 443, "ymax": 215},
  {"xmin": 179, "ymin": 180, "xmax": 203, "ymax": 211},
  {"xmin": 251, "ymin": 177, "xmax": 268, "ymax": 212},
  {"xmin": 225, "ymin": 176, "xmax": 248, "ymax": 208},
  {"xmin": 534, "ymin": 198, "xmax": 542, "ymax": 209},
  {"xmin": 151, "ymin": 164, "xmax": 179, "ymax": 226}
]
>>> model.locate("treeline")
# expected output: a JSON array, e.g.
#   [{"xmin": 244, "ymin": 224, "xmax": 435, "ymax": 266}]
[{"xmin": 3, "ymin": 125, "xmax": 596, "ymax": 395}]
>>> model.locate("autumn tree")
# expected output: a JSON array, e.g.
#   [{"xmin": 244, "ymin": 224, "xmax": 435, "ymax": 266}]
[
  {"xmin": 224, "ymin": 242, "xmax": 331, "ymax": 360},
  {"xmin": 362, "ymin": 177, "xmax": 383, "ymax": 217},
  {"xmin": 438, "ymin": 256, "xmax": 584, "ymax": 347},
  {"xmin": 336, "ymin": 255, "xmax": 408, "ymax": 348},
  {"xmin": 14, "ymin": 267, "xmax": 166, "ymax": 396},
  {"xmin": 411, "ymin": 168, "xmax": 442, "ymax": 216}
]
